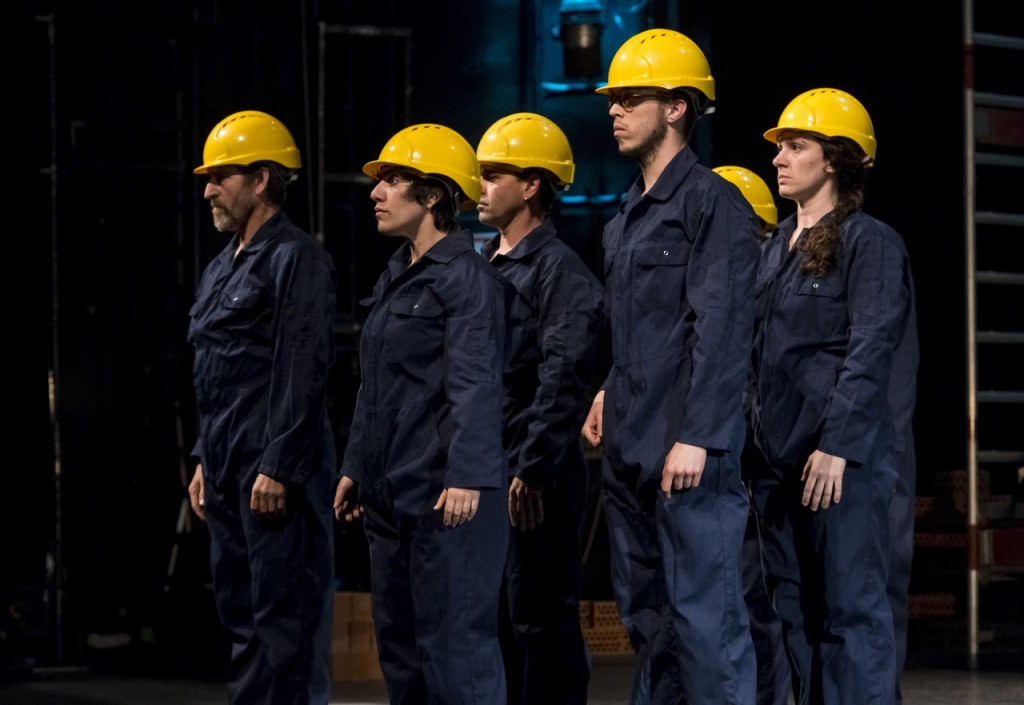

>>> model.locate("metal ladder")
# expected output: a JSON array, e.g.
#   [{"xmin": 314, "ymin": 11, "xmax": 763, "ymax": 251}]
[{"xmin": 962, "ymin": 0, "xmax": 1024, "ymax": 669}]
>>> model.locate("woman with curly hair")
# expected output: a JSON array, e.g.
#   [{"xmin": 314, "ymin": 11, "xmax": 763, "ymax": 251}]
[{"xmin": 750, "ymin": 88, "xmax": 919, "ymax": 705}]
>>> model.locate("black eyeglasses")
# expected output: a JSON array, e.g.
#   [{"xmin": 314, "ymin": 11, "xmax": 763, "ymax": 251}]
[{"xmin": 606, "ymin": 90, "xmax": 675, "ymax": 111}]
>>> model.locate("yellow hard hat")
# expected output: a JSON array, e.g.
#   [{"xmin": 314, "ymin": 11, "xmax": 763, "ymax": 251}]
[
  {"xmin": 363, "ymin": 123, "xmax": 481, "ymax": 207},
  {"xmin": 194, "ymin": 110, "xmax": 301, "ymax": 174},
  {"xmin": 713, "ymin": 166, "xmax": 778, "ymax": 226},
  {"xmin": 476, "ymin": 112, "xmax": 575, "ymax": 189},
  {"xmin": 763, "ymin": 87, "xmax": 877, "ymax": 165},
  {"xmin": 595, "ymin": 28, "xmax": 714, "ymax": 102}
]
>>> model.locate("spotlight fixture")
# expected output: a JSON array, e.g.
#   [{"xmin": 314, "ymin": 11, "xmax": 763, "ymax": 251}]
[{"xmin": 557, "ymin": 0, "xmax": 604, "ymax": 79}]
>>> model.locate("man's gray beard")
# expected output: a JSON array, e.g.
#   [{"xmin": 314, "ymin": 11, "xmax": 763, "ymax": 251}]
[{"xmin": 212, "ymin": 206, "xmax": 243, "ymax": 233}]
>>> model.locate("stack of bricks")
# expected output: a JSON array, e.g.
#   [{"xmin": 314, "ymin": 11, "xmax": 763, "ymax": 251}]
[
  {"xmin": 934, "ymin": 469, "xmax": 989, "ymax": 517},
  {"xmin": 928, "ymin": 469, "xmax": 1023, "ymax": 565},
  {"xmin": 909, "ymin": 471, "xmax": 975, "ymax": 621},
  {"xmin": 908, "ymin": 592, "xmax": 957, "ymax": 618},
  {"xmin": 332, "ymin": 591, "xmax": 383, "ymax": 682},
  {"xmin": 579, "ymin": 599, "xmax": 632, "ymax": 657}
]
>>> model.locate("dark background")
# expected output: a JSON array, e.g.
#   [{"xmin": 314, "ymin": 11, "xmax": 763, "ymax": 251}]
[{"xmin": 8, "ymin": 0, "xmax": 1020, "ymax": 677}]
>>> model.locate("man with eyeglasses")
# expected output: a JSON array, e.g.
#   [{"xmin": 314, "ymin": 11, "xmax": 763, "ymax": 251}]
[{"xmin": 581, "ymin": 28, "xmax": 760, "ymax": 705}]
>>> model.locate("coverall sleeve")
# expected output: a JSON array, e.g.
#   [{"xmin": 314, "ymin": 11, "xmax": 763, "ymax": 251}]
[
  {"xmin": 818, "ymin": 230, "xmax": 912, "ymax": 465},
  {"xmin": 190, "ymin": 437, "xmax": 204, "ymax": 463},
  {"xmin": 260, "ymin": 245, "xmax": 336, "ymax": 483},
  {"xmin": 517, "ymin": 269, "xmax": 604, "ymax": 486},
  {"xmin": 442, "ymin": 269, "xmax": 507, "ymax": 490},
  {"xmin": 678, "ymin": 196, "xmax": 759, "ymax": 451},
  {"xmin": 338, "ymin": 384, "xmax": 368, "ymax": 483}
]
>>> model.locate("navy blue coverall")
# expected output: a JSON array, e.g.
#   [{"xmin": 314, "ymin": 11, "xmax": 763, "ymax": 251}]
[
  {"xmin": 887, "ymin": 269, "xmax": 919, "ymax": 705},
  {"xmin": 340, "ymin": 230, "xmax": 509, "ymax": 705},
  {"xmin": 740, "ymin": 442, "xmax": 792, "ymax": 705},
  {"xmin": 749, "ymin": 210, "xmax": 916, "ymax": 705},
  {"xmin": 482, "ymin": 220, "xmax": 605, "ymax": 705},
  {"xmin": 742, "ymin": 233, "xmax": 792, "ymax": 705},
  {"xmin": 599, "ymin": 147, "xmax": 759, "ymax": 705},
  {"xmin": 188, "ymin": 211, "xmax": 338, "ymax": 705}
]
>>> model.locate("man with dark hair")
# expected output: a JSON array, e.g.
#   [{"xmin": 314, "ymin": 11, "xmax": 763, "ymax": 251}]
[
  {"xmin": 476, "ymin": 112, "xmax": 604, "ymax": 705},
  {"xmin": 582, "ymin": 29, "xmax": 760, "ymax": 705}
]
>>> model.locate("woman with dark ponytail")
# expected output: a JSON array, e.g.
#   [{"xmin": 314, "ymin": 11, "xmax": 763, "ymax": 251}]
[{"xmin": 750, "ymin": 88, "xmax": 919, "ymax": 705}]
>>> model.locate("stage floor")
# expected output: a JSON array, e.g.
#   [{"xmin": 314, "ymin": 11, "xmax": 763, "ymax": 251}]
[{"xmin": 2, "ymin": 659, "xmax": 1023, "ymax": 705}]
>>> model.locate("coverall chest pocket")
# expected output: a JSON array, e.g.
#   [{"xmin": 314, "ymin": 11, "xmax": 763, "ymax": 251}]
[
  {"xmin": 215, "ymin": 286, "xmax": 263, "ymax": 329},
  {"xmin": 794, "ymin": 275, "xmax": 843, "ymax": 302},
  {"xmin": 792, "ymin": 274, "xmax": 846, "ymax": 336},
  {"xmin": 633, "ymin": 244, "xmax": 688, "ymax": 312},
  {"xmin": 386, "ymin": 291, "xmax": 446, "ymax": 364}
]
